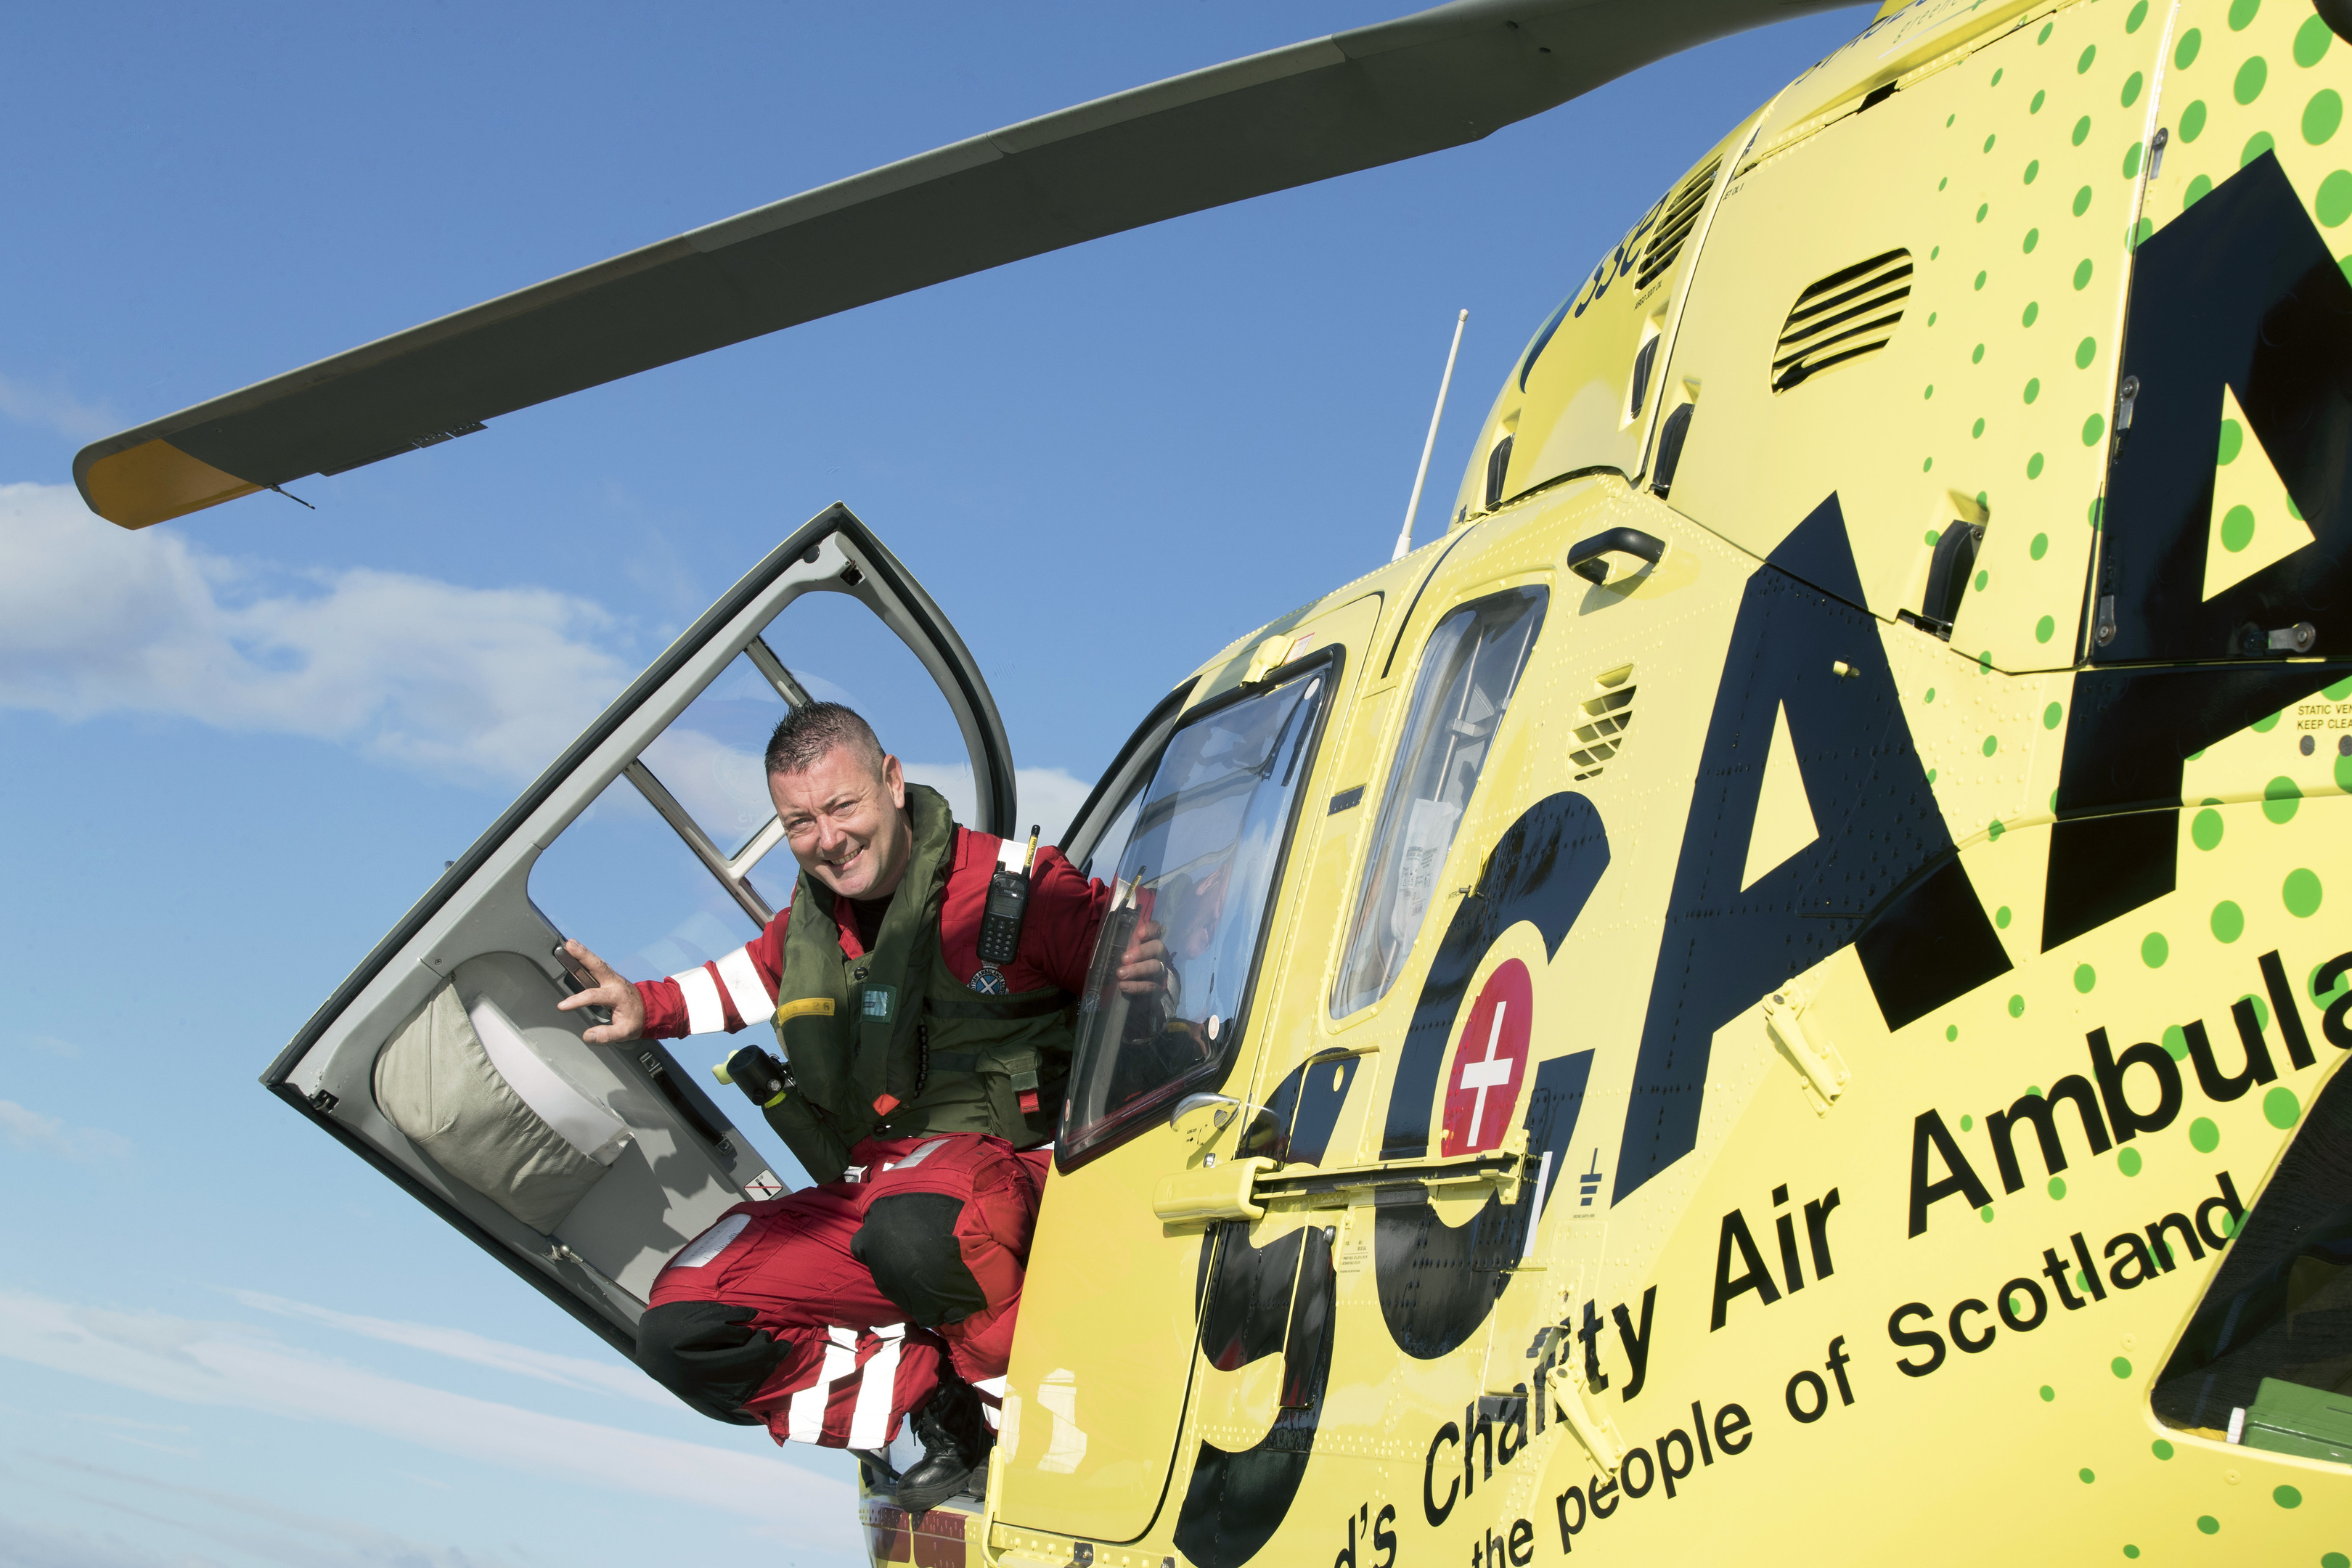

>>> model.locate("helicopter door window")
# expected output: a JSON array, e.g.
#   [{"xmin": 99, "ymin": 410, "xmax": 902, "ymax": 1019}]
[
  {"xmin": 2149, "ymin": 1021, "xmax": 2352, "ymax": 1455},
  {"xmin": 1058, "ymin": 658, "xmax": 1336, "ymax": 1168},
  {"xmin": 630, "ymin": 647, "xmax": 799, "ymax": 917},
  {"xmin": 1331, "ymin": 587, "xmax": 1546, "ymax": 1018}
]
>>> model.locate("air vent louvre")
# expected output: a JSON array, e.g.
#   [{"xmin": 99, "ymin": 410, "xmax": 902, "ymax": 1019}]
[
  {"xmin": 1569, "ymin": 667, "xmax": 1636, "ymax": 780},
  {"xmin": 1771, "ymin": 249, "xmax": 1913, "ymax": 392},
  {"xmin": 1633, "ymin": 158, "xmax": 1721, "ymax": 293}
]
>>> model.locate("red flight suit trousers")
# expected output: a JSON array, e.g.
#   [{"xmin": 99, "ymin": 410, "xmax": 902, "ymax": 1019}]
[{"xmin": 646, "ymin": 1131, "xmax": 1045, "ymax": 1450}]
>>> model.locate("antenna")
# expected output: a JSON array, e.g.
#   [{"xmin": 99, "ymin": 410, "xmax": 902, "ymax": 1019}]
[{"xmin": 1392, "ymin": 309, "xmax": 1468, "ymax": 562}]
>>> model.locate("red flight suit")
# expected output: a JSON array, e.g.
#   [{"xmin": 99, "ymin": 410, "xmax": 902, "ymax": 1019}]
[{"xmin": 633, "ymin": 828, "xmax": 1106, "ymax": 1450}]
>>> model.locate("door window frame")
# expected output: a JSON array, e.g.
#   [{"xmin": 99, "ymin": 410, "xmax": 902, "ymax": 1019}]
[
  {"xmin": 1057, "ymin": 677, "xmax": 1200, "ymax": 878},
  {"xmin": 1056, "ymin": 646, "xmax": 1344, "ymax": 1172},
  {"xmin": 1329, "ymin": 583, "xmax": 1549, "ymax": 1022}
]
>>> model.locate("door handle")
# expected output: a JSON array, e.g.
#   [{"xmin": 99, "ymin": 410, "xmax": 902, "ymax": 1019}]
[
  {"xmin": 1151, "ymin": 1128, "xmax": 1533, "ymax": 1226},
  {"xmin": 1153, "ymin": 1156, "xmax": 1276, "ymax": 1225},
  {"xmin": 1566, "ymin": 526, "xmax": 1666, "ymax": 585}
]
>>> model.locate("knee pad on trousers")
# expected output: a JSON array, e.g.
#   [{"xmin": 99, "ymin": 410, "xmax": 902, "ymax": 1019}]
[
  {"xmin": 634, "ymin": 1301, "xmax": 782, "ymax": 1425},
  {"xmin": 853, "ymin": 1192, "xmax": 987, "ymax": 1329}
]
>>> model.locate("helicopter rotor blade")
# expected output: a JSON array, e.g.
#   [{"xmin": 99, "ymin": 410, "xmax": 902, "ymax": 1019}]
[{"xmin": 74, "ymin": 0, "xmax": 1848, "ymax": 528}]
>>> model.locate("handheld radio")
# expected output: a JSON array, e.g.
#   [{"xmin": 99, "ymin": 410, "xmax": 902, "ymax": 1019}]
[{"xmin": 977, "ymin": 825, "xmax": 1042, "ymax": 968}]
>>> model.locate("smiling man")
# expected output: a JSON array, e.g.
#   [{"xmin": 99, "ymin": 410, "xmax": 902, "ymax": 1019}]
[{"xmin": 556, "ymin": 702, "xmax": 1159, "ymax": 1511}]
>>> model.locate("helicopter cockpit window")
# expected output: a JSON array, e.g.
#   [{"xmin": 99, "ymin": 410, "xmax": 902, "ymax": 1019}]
[
  {"xmin": 1331, "ymin": 587, "xmax": 1545, "ymax": 1018},
  {"xmin": 1058, "ymin": 658, "xmax": 1335, "ymax": 1168}
]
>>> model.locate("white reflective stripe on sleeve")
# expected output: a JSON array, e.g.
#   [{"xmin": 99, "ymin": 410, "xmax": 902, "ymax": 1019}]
[
  {"xmin": 981, "ymin": 1402, "xmax": 1001, "ymax": 1430},
  {"xmin": 715, "ymin": 945, "xmax": 773, "ymax": 1026},
  {"xmin": 673, "ymin": 965, "xmax": 724, "ymax": 1037},
  {"xmin": 671, "ymin": 1212, "xmax": 751, "ymax": 1270},
  {"xmin": 894, "ymin": 1138, "xmax": 953, "ymax": 1172},
  {"xmin": 788, "ymin": 1326, "xmax": 860, "ymax": 1445},
  {"xmin": 846, "ymin": 1324, "xmax": 905, "ymax": 1449},
  {"xmin": 971, "ymin": 1375, "xmax": 1007, "ymax": 1399}
]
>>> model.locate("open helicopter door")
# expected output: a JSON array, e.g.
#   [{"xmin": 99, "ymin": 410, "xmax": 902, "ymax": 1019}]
[{"xmin": 261, "ymin": 505, "xmax": 1014, "ymax": 1357}]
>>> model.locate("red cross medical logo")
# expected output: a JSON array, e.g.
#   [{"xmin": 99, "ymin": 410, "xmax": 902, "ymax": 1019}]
[{"xmin": 1439, "ymin": 957, "xmax": 1532, "ymax": 1157}]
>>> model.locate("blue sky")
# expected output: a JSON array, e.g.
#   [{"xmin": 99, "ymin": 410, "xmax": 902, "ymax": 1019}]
[{"xmin": 0, "ymin": 4, "xmax": 1871, "ymax": 1565}]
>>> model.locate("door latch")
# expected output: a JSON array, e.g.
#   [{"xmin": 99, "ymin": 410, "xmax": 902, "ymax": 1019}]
[
  {"xmin": 2250, "ymin": 621, "xmax": 2319, "ymax": 655},
  {"xmin": 1545, "ymin": 1354, "xmax": 1628, "ymax": 1476},
  {"xmin": 1763, "ymin": 987, "xmax": 1850, "ymax": 1114},
  {"xmin": 1169, "ymin": 1091, "xmax": 1241, "ymax": 1148}
]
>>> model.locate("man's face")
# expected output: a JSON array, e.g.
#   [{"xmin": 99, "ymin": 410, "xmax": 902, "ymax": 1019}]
[{"xmin": 769, "ymin": 744, "xmax": 911, "ymax": 901}]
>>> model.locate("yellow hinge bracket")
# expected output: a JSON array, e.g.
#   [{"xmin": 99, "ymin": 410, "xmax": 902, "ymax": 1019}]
[
  {"xmin": 1545, "ymin": 1355, "xmax": 1627, "ymax": 1477},
  {"xmin": 1763, "ymin": 986, "xmax": 1851, "ymax": 1114}
]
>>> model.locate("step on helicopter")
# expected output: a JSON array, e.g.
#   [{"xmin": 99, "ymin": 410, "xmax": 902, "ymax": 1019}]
[{"xmin": 73, "ymin": 0, "xmax": 2352, "ymax": 1563}]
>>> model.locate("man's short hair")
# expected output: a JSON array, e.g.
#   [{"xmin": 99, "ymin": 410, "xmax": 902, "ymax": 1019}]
[{"xmin": 764, "ymin": 702, "xmax": 886, "ymax": 780}]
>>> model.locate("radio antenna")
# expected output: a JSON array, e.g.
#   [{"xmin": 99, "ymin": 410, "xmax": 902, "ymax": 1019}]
[{"xmin": 1392, "ymin": 309, "xmax": 1467, "ymax": 562}]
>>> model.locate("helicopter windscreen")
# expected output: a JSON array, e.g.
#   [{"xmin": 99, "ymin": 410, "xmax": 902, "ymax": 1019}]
[{"xmin": 1059, "ymin": 663, "xmax": 1331, "ymax": 1164}]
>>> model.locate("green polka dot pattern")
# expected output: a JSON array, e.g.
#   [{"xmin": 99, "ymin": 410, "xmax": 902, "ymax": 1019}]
[
  {"xmin": 2284, "ymin": 867, "xmax": 2324, "ymax": 917},
  {"xmin": 1830, "ymin": 4, "xmax": 2166, "ymax": 672},
  {"xmin": 2263, "ymin": 775, "xmax": 2301, "ymax": 822},
  {"xmin": 2297, "ymin": 14, "xmax": 2334, "ymax": 68},
  {"xmin": 2213, "ymin": 899, "xmax": 2247, "ymax": 942},
  {"xmin": 1617, "ymin": 4, "xmax": 2264, "ymax": 677},
  {"xmin": 2142, "ymin": 0, "xmax": 2352, "ymax": 258}
]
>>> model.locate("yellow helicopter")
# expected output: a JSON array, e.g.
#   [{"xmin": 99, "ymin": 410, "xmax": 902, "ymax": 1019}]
[{"xmin": 72, "ymin": 0, "xmax": 2352, "ymax": 1564}]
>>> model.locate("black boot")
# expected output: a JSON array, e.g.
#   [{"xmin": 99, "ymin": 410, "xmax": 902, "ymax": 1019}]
[{"xmin": 896, "ymin": 1378, "xmax": 988, "ymax": 1514}]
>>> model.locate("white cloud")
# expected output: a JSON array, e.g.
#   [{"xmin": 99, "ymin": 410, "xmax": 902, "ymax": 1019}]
[
  {"xmin": 4, "ymin": 1453, "xmax": 519, "ymax": 1568},
  {"xmin": 230, "ymin": 1290, "xmax": 671, "ymax": 1407},
  {"xmin": 0, "ymin": 373, "xmax": 114, "ymax": 441},
  {"xmin": 17, "ymin": 1033, "xmax": 81, "ymax": 1058},
  {"xmin": 0, "ymin": 1099, "xmax": 131, "ymax": 1163},
  {"xmin": 0, "ymin": 1289, "xmax": 854, "ymax": 1542},
  {"xmin": 0, "ymin": 483, "xmax": 637, "ymax": 787},
  {"xmin": 0, "ymin": 485, "xmax": 1102, "ymax": 821}
]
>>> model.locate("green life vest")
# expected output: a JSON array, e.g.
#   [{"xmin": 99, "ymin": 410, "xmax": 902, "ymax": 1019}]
[{"xmin": 759, "ymin": 783, "xmax": 1077, "ymax": 1184}]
